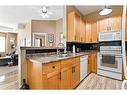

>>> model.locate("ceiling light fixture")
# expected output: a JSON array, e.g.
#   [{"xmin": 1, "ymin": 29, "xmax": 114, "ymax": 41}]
[
  {"xmin": 42, "ymin": 6, "xmax": 47, "ymax": 14},
  {"xmin": 99, "ymin": 6, "xmax": 112, "ymax": 16},
  {"xmin": 40, "ymin": 6, "xmax": 48, "ymax": 18}
]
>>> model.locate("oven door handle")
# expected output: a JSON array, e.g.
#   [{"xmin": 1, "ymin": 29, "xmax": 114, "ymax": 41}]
[{"xmin": 99, "ymin": 54, "xmax": 122, "ymax": 56}]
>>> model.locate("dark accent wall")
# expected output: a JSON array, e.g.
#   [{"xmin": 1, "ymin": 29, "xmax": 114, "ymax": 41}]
[
  {"xmin": 67, "ymin": 41, "xmax": 122, "ymax": 52},
  {"xmin": 26, "ymin": 48, "xmax": 64, "ymax": 54},
  {"xmin": 67, "ymin": 42, "xmax": 99, "ymax": 52}
]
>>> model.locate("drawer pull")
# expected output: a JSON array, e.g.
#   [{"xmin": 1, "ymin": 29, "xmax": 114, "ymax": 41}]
[
  {"xmin": 72, "ymin": 67, "xmax": 73, "ymax": 73},
  {"xmin": 59, "ymin": 72, "xmax": 61, "ymax": 80},
  {"xmin": 74, "ymin": 67, "xmax": 75, "ymax": 72},
  {"xmin": 52, "ymin": 66, "xmax": 55, "ymax": 69},
  {"xmin": 72, "ymin": 67, "xmax": 75, "ymax": 73}
]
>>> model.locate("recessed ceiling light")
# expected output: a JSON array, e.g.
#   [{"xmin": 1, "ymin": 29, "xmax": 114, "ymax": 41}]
[{"xmin": 99, "ymin": 7, "xmax": 112, "ymax": 16}]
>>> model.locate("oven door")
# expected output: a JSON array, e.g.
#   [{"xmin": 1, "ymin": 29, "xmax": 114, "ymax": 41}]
[{"xmin": 98, "ymin": 53, "xmax": 122, "ymax": 73}]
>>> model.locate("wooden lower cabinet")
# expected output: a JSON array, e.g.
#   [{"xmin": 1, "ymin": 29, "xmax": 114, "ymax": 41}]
[
  {"xmin": 42, "ymin": 61, "xmax": 60, "ymax": 89},
  {"xmin": 42, "ymin": 71, "xmax": 60, "ymax": 89},
  {"xmin": 60, "ymin": 57, "xmax": 80, "ymax": 89},
  {"xmin": 122, "ymin": 56, "xmax": 127, "ymax": 80},
  {"xmin": 60, "ymin": 66, "xmax": 72, "ymax": 89},
  {"xmin": 88, "ymin": 54, "xmax": 92, "ymax": 73},
  {"xmin": 88, "ymin": 53, "xmax": 97, "ymax": 74},
  {"xmin": 71, "ymin": 63, "xmax": 80, "ymax": 88},
  {"xmin": 27, "ymin": 57, "xmax": 80, "ymax": 89},
  {"xmin": 27, "ymin": 60, "xmax": 43, "ymax": 89},
  {"xmin": 91, "ymin": 54, "xmax": 97, "ymax": 73}
]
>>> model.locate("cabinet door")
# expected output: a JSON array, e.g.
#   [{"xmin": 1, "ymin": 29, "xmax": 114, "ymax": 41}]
[
  {"xmin": 71, "ymin": 63, "xmax": 80, "ymax": 88},
  {"xmin": 91, "ymin": 54, "xmax": 97, "ymax": 73},
  {"xmin": 88, "ymin": 54, "xmax": 92, "ymax": 73},
  {"xmin": 75, "ymin": 13, "xmax": 81, "ymax": 42},
  {"xmin": 27, "ymin": 60, "xmax": 43, "ymax": 89},
  {"xmin": 98, "ymin": 18, "xmax": 108, "ymax": 32},
  {"xmin": 85, "ymin": 21, "xmax": 92, "ymax": 43},
  {"xmin": 67, "ymin": 12, "xmax": 75, "ymax": 42},
  {"xmin": 91, "ymin": 21, "xmax": 98, "ymax": 43},
  {"xmin": 60, "ymin": 66, "xmax": 72, "ymax": 89},
  {"xmin": 108, "ymin": 16, "xmax": 122, "ymax": 31},
  {"xmin": 43, "ymin": 71, "xmax": 60, "ymax": 89},
  {"xmin": 80, "ymin": 18, "xmax": 86, "ymax": 42}
]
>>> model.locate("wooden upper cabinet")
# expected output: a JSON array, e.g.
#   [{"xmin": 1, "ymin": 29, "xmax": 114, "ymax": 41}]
[
  {"xmin": 75, "ymin": 13, "xmax": 81, "ymax": 42},
  {"xmin": 67, "ymin": 11, "xmax": 81, "ymax": 42},
  {"xmin": 91, "ymin": 21, "xmax": 98, "ymax": 43},
  {"xmin": 108, "ymin": 16, "xmax": 122, "ymax": 31},
  {"xmin": 67, "ymin": 11, "xmax": 75, "ymax": 42},
  {"xmin": 98, "ymin": 18, "xmax": 109, "ymax": 32},
  {"xmin": 85, "ymin": 20, "xmax": 92, "ymax": 43},
  {"xmin": 98, "ymin": 16, "xmax": 122, "ymax": 32},
  {"xmin": 80, "ymin": 18, "xmax": 86, "ymax": 42},
  {"xmin": 85, "ymin": 20, "xmax": 98, "ymax": 43}
]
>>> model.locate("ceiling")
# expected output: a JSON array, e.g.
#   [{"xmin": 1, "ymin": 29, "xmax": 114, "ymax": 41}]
[
  {"xmin": 75, "ymin": 6, "xmax": 104, "ymax": 15},
  {"xmin": 0, "ymin": 6, "xmax": 64, "ymax": 30},
  {"xmin": 0, "ymin": 5, "xmax": 117, "ymax": 32}
]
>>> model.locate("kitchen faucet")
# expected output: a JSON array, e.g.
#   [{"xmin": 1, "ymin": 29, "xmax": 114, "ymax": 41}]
[{"xmin": 57, "ymin": 43, "xmax": 66, "ymax": 57}]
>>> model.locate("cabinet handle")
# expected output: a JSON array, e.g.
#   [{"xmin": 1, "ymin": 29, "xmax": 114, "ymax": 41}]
[
  {"xmin": 74, "ymin": 67, "xmax": 75, "ymax": 72},
  {"xmin": 75, "ymin": 35, "xmax": 76, "ymax": 40},
  {"xmin": 72, "ymin": 67, "xmax": 74, "ymax": 73},
  {"xmin": 107, "ymin": 27, "xmax": 111, "ymax": 31},
  {"xmin": 52, "ymin": 66, "xmax": 55, "ymax": 69},
  {"xmin": 107, "ymin": 27, "xmax": 109, "ymax": 31},
  {"xmin": 109, "ymin": 27, "xmax": 111, "ymax": 31},
  {"xmin": 59, "ymin": 72, "xmax": 61, "ymax": 80},
  {"xmin": 81, "ymin": 37, "xmax": 82, "ymax": 41},
  {"xmin": 107, "ymin": 27, "xmax": 108, "ymax": 31}
]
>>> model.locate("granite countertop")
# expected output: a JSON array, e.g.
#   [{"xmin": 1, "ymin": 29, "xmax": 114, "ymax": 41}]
[{"xmin": 28, "ymin": 52, "xmax": 89, "ymax": 64}]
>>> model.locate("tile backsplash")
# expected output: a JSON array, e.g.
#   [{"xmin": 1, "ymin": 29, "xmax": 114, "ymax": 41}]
[{"xmin": 67, "ymin": 42, "xmax": 99, "ymax": 52}]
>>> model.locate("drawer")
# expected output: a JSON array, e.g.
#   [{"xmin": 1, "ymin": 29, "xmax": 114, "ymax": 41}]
[
  {"xmin": 42, "ymin": 61, "xmax": 60, "ymax": 74},
  {"xmin": 61, "ymin": 58, "xmax": 75, "ymax": 69}
]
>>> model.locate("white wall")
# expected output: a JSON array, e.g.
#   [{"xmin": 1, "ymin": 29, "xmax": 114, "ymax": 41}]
[{"xmin": 17, "ymin": 21, "xmax": 32, "ymax": 48}]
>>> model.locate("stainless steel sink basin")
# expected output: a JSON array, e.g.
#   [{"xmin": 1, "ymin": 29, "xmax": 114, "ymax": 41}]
[
  {"xmin": 49, "ymin": 54, "xmax": 71, "ymax": 58},
  {"xmin": 58, "ymin": 54, "xmax": 70, "ymax": 57}
]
